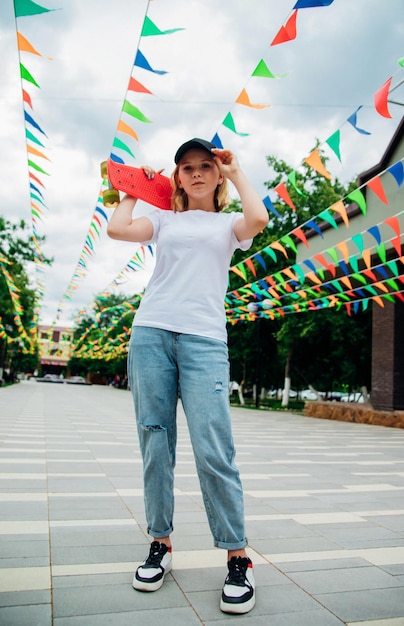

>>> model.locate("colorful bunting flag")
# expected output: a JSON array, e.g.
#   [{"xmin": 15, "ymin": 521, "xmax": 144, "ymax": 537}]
[
  {"xmin": 347, "ymin": 106, "xmax": 371, "ymax": 135},
  {"xmin": 270, "ymin": 10, "xmax": 298, "ymax": 46},
  {"xmin": 222, "ymin": 112, "xmax": 249, "ymax": 136},
  {"xmin": 374, "ymin": 76, "xmax": 393, "ymax": 118},
  {"xmin": 140, "ymin": 16, "xmax": 184, "ymax": 36}
]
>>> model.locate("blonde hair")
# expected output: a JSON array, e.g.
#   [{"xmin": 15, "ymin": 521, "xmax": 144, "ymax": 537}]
[{"xmin": 170, "ymin": 164, "xmax": 230, "ymax": 213}]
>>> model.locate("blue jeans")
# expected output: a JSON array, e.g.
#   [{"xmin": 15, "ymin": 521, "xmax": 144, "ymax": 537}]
[{"xmin": 127, "ymin": 326, "xmax": 247, "ymax": 550}]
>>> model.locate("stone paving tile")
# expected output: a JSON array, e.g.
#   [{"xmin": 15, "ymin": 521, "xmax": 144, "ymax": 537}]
[{"xmin": 1, "ymin": 381, "xmax": 404, "ymax": 625}]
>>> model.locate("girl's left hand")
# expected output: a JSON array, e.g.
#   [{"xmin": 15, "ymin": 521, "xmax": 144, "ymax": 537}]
[{"xmin": 211, "ymin": 149, "xmax": 240, "ymax": 178}]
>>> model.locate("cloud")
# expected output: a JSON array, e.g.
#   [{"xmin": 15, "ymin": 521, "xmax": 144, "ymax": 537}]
[{"xmin": 0, "ymin": 0, "xmax": 403, "ymax": 327}]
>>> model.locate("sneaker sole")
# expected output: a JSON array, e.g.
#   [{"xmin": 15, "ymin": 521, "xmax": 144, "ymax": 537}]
[
  {"xmin": 220, "ymin": 594, "xmax": 255, "ymax": 614},
  {"xmin": 132, "ymin": 564, "xmax": 172, "ymax": 592}
]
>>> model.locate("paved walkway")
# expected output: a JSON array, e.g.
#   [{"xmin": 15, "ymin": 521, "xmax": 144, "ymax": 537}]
[{"xmin": 0, "ymin": 380, "xmax": 404, "ymax": 625}]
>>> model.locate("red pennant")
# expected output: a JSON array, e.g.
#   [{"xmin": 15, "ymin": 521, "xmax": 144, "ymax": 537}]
[
  {"xmin": 274, "ymin": 182, "xmax": 296, "ymax": 210},
  {"xmin": 22, "ymin": 89, "xmax": 33, "ymax": 108},
  {"xmin": 128, "ymin": 77, "xmax": 153, "ymax": 94},
  {"xmin": 374, "ymin": 77, "xmax": 393, "ymax": 119},
  {"xmin": 270, "ymin": 10, "xmax": 298, "ymax": 46},
  {"xmin": 384, "ymin": 216, "xmax": 400, "ymax": 238},
  {"xmin": 366, "ymin": 175, "xmax": 388, "ymax": 204}
]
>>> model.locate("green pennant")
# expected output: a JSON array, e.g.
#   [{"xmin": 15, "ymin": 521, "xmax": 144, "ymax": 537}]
[
  {"xmin": 28, "ymin": 159, "xmax": 49, "ymax": 175},
  {"xmin": 222, "ymin": 112, "xmax": 249, "ymax": 136},
  {"xmin": 325, "ymin": 130, "xmax": 341, "ymax": 162},
  {"xmin": 252, "ymin": 59, "xmax": 287, "ymax": 78},
  {"xmin": 347, "ymin": 188, "xmax": 367, "ymax": 215},
  {"xmin": 122, "ymin": 100, "xmax": 152, "ymax": 123},
  {"xmin": 14, "ymin": 0, "xmax": 54, "ymax": 17},
  {"xmin": 112, "ymin": 137, "xmax": 135, "ymax": 158},
  {"xmin": 141, "ymin": 16, "xmax": 184, "ymax": 36},
  {"xmin": 20, "ymin": 63, "xmax": 40, "ymax": 88}
]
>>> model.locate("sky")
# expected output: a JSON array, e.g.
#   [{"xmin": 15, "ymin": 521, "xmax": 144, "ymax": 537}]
[{"xmin": 0, "ymin": 0, "xmax": 403, "ymax": 328}]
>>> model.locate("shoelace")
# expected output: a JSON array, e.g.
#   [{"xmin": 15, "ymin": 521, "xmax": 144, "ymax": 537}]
[
  {"xmin": 226, "ymin": 557, "xmax": 250, "ymax": 586},
  {"xmin": 144, "ymin": 542, "xmax": 167, "ymax": 568}
]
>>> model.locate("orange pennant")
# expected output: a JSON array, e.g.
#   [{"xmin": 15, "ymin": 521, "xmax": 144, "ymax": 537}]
[
  {"xmin": 22, "ymin": 89, "xmax": 33, "ymax": 108},
  {"xmin": 27, "ymin": 144, "xmax": 50, "ymax": 161},
  {"xmin": 236, "ymin": 88, "xmax": 270, "ymax": 109},
  {"xmin": 331, "ymin": 200, "xmax": 349, "ymax": 227},
  {"xmin": 117, "ymin": 119, "xmax": 139, "ymax": 141},
  {"xmin": 17, "ymin": 32, "xmax": 53, "ymax": 59},
  {"xmin": 304, "ymin": 149, "xmax": 332, "ymax": 180}
]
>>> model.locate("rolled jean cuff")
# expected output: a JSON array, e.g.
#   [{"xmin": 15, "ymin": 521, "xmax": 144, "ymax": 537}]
[
  {"xmin": 148, "ymin": 526, "xmax": 173, "ymax": 538},
  {"xmin": 214, "ymin": 537, "xmax": 248, "ymax": 550}
]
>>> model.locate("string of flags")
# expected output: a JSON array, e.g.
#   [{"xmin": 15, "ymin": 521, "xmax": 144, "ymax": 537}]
[{"xmin": 6, "ymin": 0, "xmax": 404, "ymax": 358}]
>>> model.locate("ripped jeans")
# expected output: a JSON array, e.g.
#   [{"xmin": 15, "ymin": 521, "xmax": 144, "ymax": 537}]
[{"xmin": 127, "ymin": 326, "xmax": 247, "ymax": 550}]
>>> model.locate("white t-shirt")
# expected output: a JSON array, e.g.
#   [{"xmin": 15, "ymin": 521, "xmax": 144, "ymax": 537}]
[{"xmin": 133, "ymin": 209, "xmax": 252, "ymax": 342}]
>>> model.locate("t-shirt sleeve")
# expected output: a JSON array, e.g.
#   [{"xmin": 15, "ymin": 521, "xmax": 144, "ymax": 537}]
[
  {"xmin": 137, "ymin": 209, "xmax": 161, "ymax": 245},
  {"xmin": 232, "ymin": 214, "xmax": 253, "ymax": 251}
]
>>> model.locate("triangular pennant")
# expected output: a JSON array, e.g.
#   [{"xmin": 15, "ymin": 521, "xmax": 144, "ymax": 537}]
[
  {"xmin": 262, "ymin": 195, "xmax": 281, "ymax": 217},
  {"xmin": 292, "ymin": 227, "xmax": 309, "ymax": 247},
  {"xmin": 222, "ymin": 112, "xmax": 249, "ymax": 136},
  {"xmin": 141, "ymin": 16, "xmax": 184, "ymax": 36},
  {"xmin": 367, "ymin": 225, "xmax": 382, "ymax": 245},
  {"xmin": 211, "ymin": 133, "xmax": 223, "ymax": 148},
  {"xmin": 251, "ymin": 59, "xmax": 287, "ymax": 78},
  {"xmin": 128, "ymin": 76, "xmax": 152, "ymax": 94},
  {"xmin": 122, "ymin": 100, "xmax": 152, "ymax": 123},
  {"xmin": 325, "ymin": 129, "xmax": 341, "ymax": 162},
  {"xmin": 304, "ymin": 148, "xmax": 332, "ymax": 180},
  {"xmin": 24, "ymin": 111, "xmax": 47, "ymax": 136},
  {"xmin": 273, "ymin": 182, "xmax": 296, "ymax": 210},
  {"xmin": 387, "ymin": 161, "xmax": 404, "ymax": 187},
  {"xmin": 117, "ymin": 119, "xmax": 139, "ymax": 141},
  {"xmin": 293, "ymin": 0, "xmax": 334, "ymax": 6},
  {"xmin": 305, "ymin": 219, "xmax": 324, "ymax": 238},
  {"xmin": 134, "ymin": 50, "xmax": 167, "ymax": 75},
  {"xmin": 374, "ymin": 76, "xmax": 393, "ymax": 118},
  {"xmin": 347, "ymin": 188, "xmax": 366, "ymax": 215},
  {"xmin": 366, "ymin": 175, "xmax": 388, "ymax": 204},
  {"xmin": 22, "ymin": 88, "xmax": 33, "ymax": 108},
  {"xmin": 20, "ymin": 63, "xmax": 40, "ymax": 87},
  {"xmin": 112, "ymin": 137, "xmax": 135, "ymax": 158},
  {"xmin": 26, "ymin": 128, "xmax": 44, "ymax": 146},
  {"xmin": 235, "ymin": 88, "xmax": 270, "ymax": 109},
  {"xmin": 287, "ymin": 170, "xmax": 305, "ymax": 196},
  {"xmin": 14, "ymin": 0, "xmax": 54, "ymax": 17},
  {"xmin": 330, "ymin": 200, "xmax": 348, "ymax": 227},
  {"xmin": 16, "ymin": 32, "xmax": 53, "ymax": 59},
  {"xmin": 346, "ymin": 105, "xmax": 371, "ymax": 135},
  {"xmin": 270, "ymin": 10, "xmax": 298, "ymax": 46},
  {"xmin": 384, "ymin": 216, "xmax": 400, "ymax": 238}
]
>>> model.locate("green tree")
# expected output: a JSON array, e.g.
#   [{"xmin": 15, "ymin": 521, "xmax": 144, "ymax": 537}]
[
  {"xmin": 226, "ymin": 147, "xmax": 370, "ymax": 401},
  {"xmin": 0, "ymin": 217, "xmax": 52, "ymax": 378}
]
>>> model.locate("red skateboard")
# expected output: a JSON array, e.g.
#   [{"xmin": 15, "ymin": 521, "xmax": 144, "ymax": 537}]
[{"xmin": 100, "ymin": 158, "xmax": 172, "ymax": 210}]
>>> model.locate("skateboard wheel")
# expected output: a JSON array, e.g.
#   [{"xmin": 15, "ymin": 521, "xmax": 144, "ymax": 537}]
[
  {"xmin": 103, "ymin": 188, "xmax": 120, "ymax": 208},
  {"xmin": 100, "ymin": 161, "xmax": 108, "ymax": 179}
]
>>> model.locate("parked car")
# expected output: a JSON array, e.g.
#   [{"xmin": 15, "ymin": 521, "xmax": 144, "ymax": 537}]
[
  {"xmin": 340, "ymin": 392, "xmax": 364, "ymax": 403},
  {"xmin": 66, "ymin": 376, "xmax": 91, "ymax": 385},
  {"xmin": 36, "ymin": 374, "xmax": 63, "ymax": 383},
  {"xmin": 300, "ymin": 389, "xmax": 325, "ymax": 401}
]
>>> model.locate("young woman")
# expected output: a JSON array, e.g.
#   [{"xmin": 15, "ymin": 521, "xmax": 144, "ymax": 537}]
[{"xmin": 107, "ymin": 138, "xmax": 268, "ymax": 614}]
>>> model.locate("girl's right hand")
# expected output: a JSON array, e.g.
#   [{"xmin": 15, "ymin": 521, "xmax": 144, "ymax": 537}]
[{"xmin": 141, "ymin": 165, "xmax": 164, "ymax": 180}]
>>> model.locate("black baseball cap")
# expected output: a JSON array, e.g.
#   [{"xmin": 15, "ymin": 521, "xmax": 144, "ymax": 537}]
[{"xmin": 174, "ymin": 138, "xmax": 217, "ymax": 164}]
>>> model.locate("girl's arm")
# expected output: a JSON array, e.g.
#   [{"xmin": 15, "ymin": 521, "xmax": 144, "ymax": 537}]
[
  {"xmin": 106, "ymin": 194, "xmax": 153, "ymax": 243},
  {"xmin": 212, "ymin": 149, "xmax": 268, "ymax": 241},
  {"xmin": 107, "ymin": 166, "xmax": 158, "ymax": 242}
]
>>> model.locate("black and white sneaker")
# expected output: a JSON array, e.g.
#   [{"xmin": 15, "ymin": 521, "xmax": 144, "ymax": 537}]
[
  {"xmin": 220, "ymin": 556, "xmax": 255, "ymax": 614},
  {"xmin": 133, "ymin": 541, "xmax": 172, "ymax": 592}
]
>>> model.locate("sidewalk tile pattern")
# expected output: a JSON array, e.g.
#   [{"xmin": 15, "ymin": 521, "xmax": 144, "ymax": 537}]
[{"xmin": 0, "ymin": 381, "xmax": 404, "ymax": 625}]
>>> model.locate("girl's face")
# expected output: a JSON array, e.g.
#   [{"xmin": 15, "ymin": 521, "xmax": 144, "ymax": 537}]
[{"xmin": 176, "ymin": 149, "xmax": 223, "ymax": 202}]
